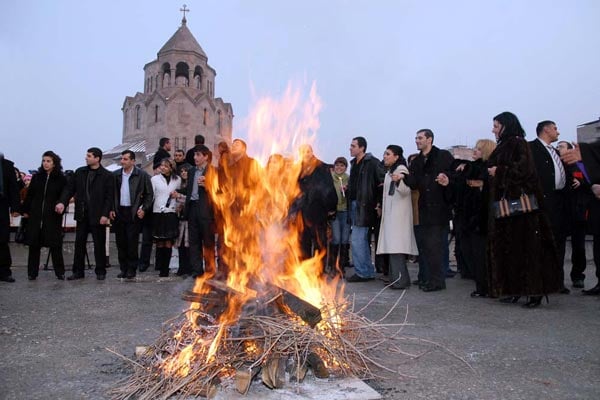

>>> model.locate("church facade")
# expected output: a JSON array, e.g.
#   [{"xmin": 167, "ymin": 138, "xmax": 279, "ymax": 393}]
[{"xmin": 103, "ymin": 13, "xmax": 233, "ymax": 170}]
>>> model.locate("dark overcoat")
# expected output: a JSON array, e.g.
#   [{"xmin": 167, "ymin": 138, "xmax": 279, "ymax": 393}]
[
  {"xmin": 0, "ymin": 158, "xmax": 19, "ymax": 243},
  {"xmin": 21, "ymin": 172, "xmax": 67, "ymax": 247},
  {"xmin": 348, "ymin": 153, "xmax": 384, "ymax": 227},
  {"xmin": 59, "ymin": 165, "xmax": 114, "ymax": 225},
  {"xmin": 297, "ymin": 159, "xmax": 338, "ymax": 226},
  {"xmin": 486, "ymin": 136, "xmax": 561, "ymax": 297}
]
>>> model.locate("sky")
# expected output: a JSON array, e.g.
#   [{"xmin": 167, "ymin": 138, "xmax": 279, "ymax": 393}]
[{"xmin": 1, "ymin": 0, "xmax": 599, "ymax": 171}]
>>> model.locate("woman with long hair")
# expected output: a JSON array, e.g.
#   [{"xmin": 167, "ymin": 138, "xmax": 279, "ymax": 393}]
[
  {"xmin": 487, "ymin": 112, "xmax": 560, "ymax": 307},
  {"xmin": 21, "ymin": 151, "xmax": 68, "ymax": 280},
  {"xmin": 376, "ymin": 145, "xmax": 418, "ymax": 289},
  {"xmin": 151, "ymin": 158, "xmax": 181, "ymax": 277}
]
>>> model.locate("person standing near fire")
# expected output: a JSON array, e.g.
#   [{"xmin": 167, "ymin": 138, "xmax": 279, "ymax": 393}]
[
  {"xmin": 0, "ymin": 152, "xmax": 20, "ymax": 283},
  {"xmin": 295, "ymin": 144, "xmax": 338, "ymax": 275},
  {"xmin": 346, "ymin": 136, "xmax": 385, "ymax": 282},
  {"xmin": 184, "ymin": 145, "xmax": 217, "ymax": 278},
  {"xmin": 328, "ymin": 156, "xmax": 351, "ymax": 274}
]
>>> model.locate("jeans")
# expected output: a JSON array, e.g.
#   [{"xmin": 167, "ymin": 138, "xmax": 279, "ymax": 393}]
[
  {"xmin": 331, "ymin": 210, "xmax": 350, "ymax": 245},
  {"xmin": 350, "ymin": 201, "xmax": 375, "ymax": 278}
]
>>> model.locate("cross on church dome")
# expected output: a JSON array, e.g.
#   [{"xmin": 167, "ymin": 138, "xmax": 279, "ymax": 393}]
[{"xmin": 180, "ymin": 4, "xmax": 190, "ymax": 25}]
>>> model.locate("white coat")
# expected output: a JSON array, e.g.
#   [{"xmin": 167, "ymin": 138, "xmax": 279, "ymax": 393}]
[
  {"xmin": 376, "ymin": 165, "xmax": 418, "ymax": 256},
  {"xmin": 151, "ymin": 174, "xmax": 180, "ymax": 214}
]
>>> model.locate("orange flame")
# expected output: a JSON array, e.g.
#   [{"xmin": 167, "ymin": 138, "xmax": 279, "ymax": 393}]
[{"xmin": 162, "ymin": 80, "xmax": 345, "ymax": 377}]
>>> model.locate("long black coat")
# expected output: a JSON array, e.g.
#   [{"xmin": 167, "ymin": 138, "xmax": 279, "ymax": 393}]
[
  {"xmin": 408, "ymin": 146, "xmax": 454, "ymax": 226},
  {"xmin": 487, "ymin": 136, "xmax": 561, "ymax": 297},
  {"xmin": 297, "ymin": 159, "xmax": 338, "ymax": 226},
  {"xmin": 0, "ymin": 158, "xmax": 20, "ymax": 243},
  {"xmin": 21, "ymin": 172, "xmax": 67, "ymax": 247},
  {"xmin": 60, "ymin": 165, "xmax": 114, "ymax": 225}
]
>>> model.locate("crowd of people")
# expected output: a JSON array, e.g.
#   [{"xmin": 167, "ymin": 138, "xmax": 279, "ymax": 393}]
[{"xmin": 1, "ymin": 113, "xmax": 599, "ymax": 309}]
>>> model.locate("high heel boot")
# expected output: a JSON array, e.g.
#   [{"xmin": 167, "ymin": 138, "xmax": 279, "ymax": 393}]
[
  {"xmin": 522, "ymin": 295, "xmax": 548, "ymax": 308},
  {"xmin": 499, "ymin": 296, "xmax": 521, "ymax": 304}
]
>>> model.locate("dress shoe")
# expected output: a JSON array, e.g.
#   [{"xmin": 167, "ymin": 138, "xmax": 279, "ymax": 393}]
[
  {"xmin": 346, "ymin": 274, "xmax": 373, "ymax": 282},
  {"xmin": 499, "ymin": 296, "xmax": 521, "ymax": 304},
  {"xmin": 158, "ymin": 271, "xmax": 169, "ymax": 277},
  {"xmin": 445, "ymin": 270, "xmax": 456, "ymax": 278},
  {"xmin": 126, "ymin": 272, "xmax": 136, "ymax": 279},
  {"xmin": 522, "ymin": 295, "xmax": 548, "ymax": 308},
  {"xmin": 28, "ymin": 275, "xmax": 37, "ymax": 281},
  {"xmin": 67, "ymin": 274, "xmax": 84, "ymax": 281},
  {"xmin": 582, "ymin": 284, "xmax": 600, "ymax": 296},
  {"xmin": 422, "ymin": 285, "xmax": 444, "ymax": 292},
  {"xmin": 138, "ymin": 264, "xmax": 149, "ymax": 272},
  {"xmin": 0, "ymin": 275, "xmax": 16, "ymax": 283},
  {"xmin": 412, "ymin": 279, "xmax": 421, "ymax": 285},
  {"xmin": 470, "ymin": 291, "xmax": 488, "ymax": 298},
  {"xmin": 117, "ymin": 272, "xmax": 126, "ymax": 279},
  {"xmin": 390, "ymin": 284, "xmax": 410, "ymax": 290},
  {"xmin": 558, "ymin": 287, "xmax": 570, "ymax": 294},
  {"xmin": 56, "ymin": 275, "xmax": 65, "ymax": 280},
  {"xmin": 96, "ymin": 274, "xmax": 106, "ymax": 280},
  {"xmin": 572, "ymin": 280, "xmax": 584, "ymax": 289}
]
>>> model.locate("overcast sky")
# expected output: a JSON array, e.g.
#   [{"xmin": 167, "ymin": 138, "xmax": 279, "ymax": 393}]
[{"xmin": 1, "ymin": 0, "xmax": 599, "ymax": 171}]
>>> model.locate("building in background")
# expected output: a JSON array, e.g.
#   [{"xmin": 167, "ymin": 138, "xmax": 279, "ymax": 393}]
[
  {"xmin": 577, "ymin": 117, "xmax": 600, "ymax": 144},
  {"xmin": 103, "ymin": 9, "xmax": 233, "ymax": 171}
]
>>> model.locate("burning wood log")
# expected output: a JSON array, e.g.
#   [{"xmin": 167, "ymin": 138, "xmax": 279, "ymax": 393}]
[
  {"xmin": 307, "ymin": 351, "xmax": 329, "ymax": 379},
  {"xmin": 261, "ymin": 356, "xmax": 286, "ymax": 389},
  {"xmin": 235, "ymin": 365, "xmax": 260, "ymax": 394},
  {"xmin": 271, "ymin": 285, "xmax": 322, "ymax": 327}
]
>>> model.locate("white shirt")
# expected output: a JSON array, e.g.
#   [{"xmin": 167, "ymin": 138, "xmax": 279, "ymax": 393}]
[
  {"xmin": 537, "ymin": 138, "xmax": 565, "ymax": 190},
  {"xmin": 120, "ymin": 169, "xmax": 132, "ymax": 206}
]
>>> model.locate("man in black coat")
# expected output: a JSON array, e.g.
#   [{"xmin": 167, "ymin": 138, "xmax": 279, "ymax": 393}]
[
  {"xmin": 185, "ymin": 134, "xmax": 206, "ymax": 166},
  {"xmin": 109, "ymin": 150, "xmax": 153, "ymax": 279},
  {"xmin": 152, "ymin": 137, "xmax": 172, "ymax": 170},
  {"xmin": 529, "ymin": 121, "xmax": 573, "ymax": 293},
  {"xmin": 346, "ymin": 136, "xmax": 385, "ymax": 282},
  {"xmin": 0, "ymin": 153, "xmax": 20, "ymax": 282},
  {"xmin": 56, "ymin": 147, "xmax": 114, "ymax": 280},
  {"xmin": 409, "ymin": 129, "xmax": 454, "ymax": 292},
  {"xmin": 184, "ymin": 145, "xmax": 216, "ymax": 278},
  {"xmin": 295, "ymin": 145, "xmax": 338, "ymax": 274}
]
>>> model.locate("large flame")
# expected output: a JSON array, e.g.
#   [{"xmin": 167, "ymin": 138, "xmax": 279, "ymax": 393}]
[{"xmin": 163, "ymin": 80, "xmax": 345, "ymax": 377}]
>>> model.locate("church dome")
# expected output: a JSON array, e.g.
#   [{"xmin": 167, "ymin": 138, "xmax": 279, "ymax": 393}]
[{"xmin": 158, "ymin": 21, "xmax": 207, "ymax": 59}]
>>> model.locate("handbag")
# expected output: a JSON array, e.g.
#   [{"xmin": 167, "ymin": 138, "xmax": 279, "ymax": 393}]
[
  {"xmin": 15, "ymin": 217, "xmax": 28, "ymax": 244},
  {"xmin": 492, "ymin": 192, "xmax": 539, "ymax": 219}
]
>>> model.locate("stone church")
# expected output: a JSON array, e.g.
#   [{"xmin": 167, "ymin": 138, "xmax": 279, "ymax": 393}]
[{"xmin": 103, "ymin": 11, "xmax": 233, "ymax": 170}]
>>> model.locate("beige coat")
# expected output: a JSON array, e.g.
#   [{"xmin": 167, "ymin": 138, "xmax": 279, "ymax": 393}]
[{"xmin": 376, "ymin": 165, "xmax": 418, "ymax": 256}]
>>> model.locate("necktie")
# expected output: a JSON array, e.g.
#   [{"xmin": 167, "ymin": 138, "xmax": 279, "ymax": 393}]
[{"xmin": 547, "ymin": 145, "xmax": 565, "ymax": 190}]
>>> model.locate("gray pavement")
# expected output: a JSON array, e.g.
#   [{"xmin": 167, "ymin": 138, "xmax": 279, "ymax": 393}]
[{"xmin": 1, "ymin": 239, "xmax": 599, "ymax": 400}]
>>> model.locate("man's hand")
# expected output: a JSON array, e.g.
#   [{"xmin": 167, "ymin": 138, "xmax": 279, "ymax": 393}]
[
  {"xmin": 137, "ymin": 209, "xmax": 145, "ymax": 219},
  {"xmin": 55, "ymin": 203, "xmax": 65, "ymax": 214},
  {"xmin": 592, "ymin": 184, "xmax": 600, "ymax": 200},
  {"xmin": 488, "ymin": 166, "xmax": 497, "ymax": 177},
  {"xmin": 435, "ymin": 173, "xmax": 449, "ymax": 186},
  {"xmin": 560, "ymin": 143, "xmax": 582, "ymax": 165},
  {"xmin": 99, "ymin": 216, "xmax": 110, "ymax": 225},
  {"xmin": 109, "ymin": 211, "xmax": 116, "ymax": 220},
  {"xmin": 572, "ymin": 179, "xmax": 581, "ymax": 189}
]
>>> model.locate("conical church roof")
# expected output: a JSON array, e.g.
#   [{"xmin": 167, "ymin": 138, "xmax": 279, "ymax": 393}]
[{"xmin": 158, "ymin": 20, "xmax": 207, "ymax": 58}]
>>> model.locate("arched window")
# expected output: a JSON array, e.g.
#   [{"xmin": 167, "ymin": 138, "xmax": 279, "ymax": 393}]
[
  {"xmin": 150, "ymin": 76, "xmax": 154, "ymax": 92},
  {"xmin": 182, "ymin": 137, "xmax": 187, "ymax": 151},
  {"xmin": 217, "ymin": 110, "xmax": 222, "ymax": 135},
  {"xmin": 154, "ymin": 105, "xmax": 159, "ymax": 123},
  {"xmin": 203, "ymin": 108, "xmax": 207, "ymax": 125},
  {"xmin": 161, "ymin": 62, "xmax": 171, "ymax": 87},
  {"xmin": 175, "ymin": 62, "xmax": 190, "ymax": 86},
  {"xmin": 135, "ymin": 105, "xmax": 141, "ymax": 129},
  {"xmin": 194, "ymin": 66, "xmax": 203, "ymax": 89}
]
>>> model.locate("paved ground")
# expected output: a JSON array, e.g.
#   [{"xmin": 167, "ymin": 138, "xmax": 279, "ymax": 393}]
[{"xmin": 1, "ymin": 239, "xmax": 599, "ymax": 400}]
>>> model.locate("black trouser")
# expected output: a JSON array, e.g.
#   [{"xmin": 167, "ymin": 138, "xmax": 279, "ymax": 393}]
[
  {"xmin": 461, "ymin": 230, "xmax": 487, "ymax": 294},
  {"xmin": 0, "ymin": 243, "xmax": 12, "ymax": 278},
  {"xmin": 28, "ymin": 245, "xmax": 64, "ymax": 278},
  {"xmin": 372, "ymin": 222, "xmax": 389, "ymax": 275},
  {"xmin": 551, "ymin": 225, "xmax": 567, "ymax": 288},
  {"xmin": 139, "ymin": 211, "xmax": 153, "ymax": 268},
  {"xmin": 570, "ymin": 221, "xmax": 587, "ymax": 282},
  {"xmin": 114, "ymin": 207, "xmax": 141, "ymax": 276},
  {"xmin": 300, "ymin": 221, "xmax": 328, "ymax": 273},
  {"xmin": 419, "ymin": 224, "xmax": 447, "ymax": 289},
  {"xmin": 188, "ymin": 203, "xmax": 215, "ymax": 276},
  {"xmin": 593, "ymin": 235, "xmax": 600, "ymax": 281},
  {"xmin": 73, "ymin": 219, "xmax": 106, "ymax": 277}
]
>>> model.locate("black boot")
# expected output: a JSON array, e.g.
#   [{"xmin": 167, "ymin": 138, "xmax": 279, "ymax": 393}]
[
  {"xmin": 328, "ymin": 244, "xmax": 340, "ymax": 272},
  {"xmin": 340, "ymin": 244, "xmax": 350, "ymax": 269}
]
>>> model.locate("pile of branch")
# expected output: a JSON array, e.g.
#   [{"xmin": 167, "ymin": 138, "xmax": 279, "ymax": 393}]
[{"xmin": 110, "ymin": 285, "xmax": 414, "ymax": 399}]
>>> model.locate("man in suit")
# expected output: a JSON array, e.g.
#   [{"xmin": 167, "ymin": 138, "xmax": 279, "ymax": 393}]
[
  {"xmin": 152, "ymin": 137, "xmax": 172, "ymax": 170},
  {"xmin": 409, "ymin": 129, "xmax": 454, "ymax": 292},
  {"xmin": 529, "ymin": 120, "xmax": 573, "ymax": 293},
  {"xmin": 185, "ymin": 134, "xmax": 206, "ymax": 166},
  {"xmin": 109, "ymin": 150, "xmax": 153, "ymax": 279},
  {"xmin": 0, "ymin": 153, "xmax": 20, "ymax": 282},
  {"xmin": 184, "ymin": 145, "xmax": 216, "ymax": 278},
  {"xmin": 56, "ymin": 147, "xmax": 114, "ymax": 280}
]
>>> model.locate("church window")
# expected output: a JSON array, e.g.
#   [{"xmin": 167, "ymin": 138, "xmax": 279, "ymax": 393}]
[
  {"xmin": 135, "ymin": 105, "xmax": 141, "ymax": 129},
  {"xmin": 217, "ymin": 110, "xmax": 222, "ymax": 135},
  {"xmin": 161, "ymin": 62, "xmax": 171, "ymax": 87},
  {"xmin": 194, "ymin": 66, "xmax": 203, "ymax": 89},
  {"xmin": 174, "ymin": 137, "xmax": 180, "ymax": 150},
  {"xmin": 182, "ymin": 137, "xmax": 187, "ymax": 151},
  {"xmin": 154, "ymin": 105, "xmax": 159, "ymax": 123},
  {"xmin": 150, "ymin": 76, "xmax": 154, "ymax": 92},
  {"xmin": 203, "ymin": 108, "xmax": 207, "ymax": 125},
  {"xmin": 176, "ymin": 62, "xmax": 190, "ymax": 87}
]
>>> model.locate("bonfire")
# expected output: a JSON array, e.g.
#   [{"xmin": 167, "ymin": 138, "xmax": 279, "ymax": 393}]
[{"xmin": 110, "ymin": 82, "xmax": 413, "ymax": 399}]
